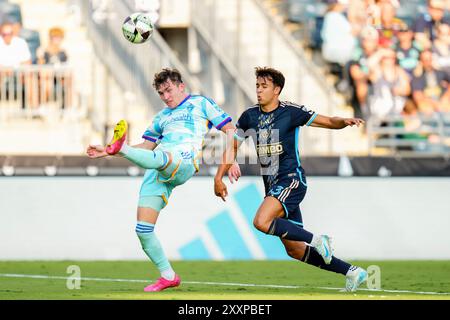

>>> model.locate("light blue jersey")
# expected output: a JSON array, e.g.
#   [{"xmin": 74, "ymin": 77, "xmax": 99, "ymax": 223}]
[
  {"xmin": 138, "ymin": 95, "xmax": 232, "ymax": 208},
  {"xmin": 142, "ymin": 95, "xmax": 232, "ymax": 155}
]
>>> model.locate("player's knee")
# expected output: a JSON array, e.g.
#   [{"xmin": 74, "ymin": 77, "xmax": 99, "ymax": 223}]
[
  {"xmin": 135, "ymin": 222, "xmax": 155, "ymax": 239},
  {"xmin": 253, "ymin": 217, "xmax": 270, "ymax": 233}
]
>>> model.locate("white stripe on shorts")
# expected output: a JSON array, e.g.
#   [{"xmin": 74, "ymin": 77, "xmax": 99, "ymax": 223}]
[{"xmin": 278, "ymin": 180, "xmax": 299, "ymax": 203}]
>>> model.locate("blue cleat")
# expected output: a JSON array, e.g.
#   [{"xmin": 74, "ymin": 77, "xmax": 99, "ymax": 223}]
[
  {"xmin": 345, "ymin": 267, "xmax": 368, "ymax": 292},
  {"xmin": 314, "ymin": 235, "xmax": 333, "ymax": 265}
]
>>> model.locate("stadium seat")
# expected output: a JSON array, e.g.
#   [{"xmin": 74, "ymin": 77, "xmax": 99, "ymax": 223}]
[
  {"xmin": 287, "ymin": 0, "xmax": 310, "ymax": 23},
  {"xmin": 287, "ymin": 0, "xmax": 327, "ymax": 49},
  {"xmin": 20, "ymin": 28, "xmax": 41, "ymax": 64},
  {"xmin": 287, "ymin": 0, "xmax": 326, "ymax": 24},
  {"xmin": 0, "ymin": 2, "xmax": 22, "ymax": 25}
]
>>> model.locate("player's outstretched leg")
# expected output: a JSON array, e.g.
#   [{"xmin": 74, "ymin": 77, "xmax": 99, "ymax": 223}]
[
  {"xmin": 345, "ymin": 266, "xmax": 368, "ymax": 292},
  {"xmin": 268, "ymin": 218, "xmax": 334, "ymax": 264},
  {"xmin": 105, "ymin": 120, "xmax": 178, "ymax": 174},
  {"xmin": 283, "ymin": 240, "xmax": 368, "ymax": 292},
  {"xmin": 303, "ymin": 246, "xmax": 367, "ymax": 291},
  {"xmin": 256, "ymin": 198, "xmax": 334, "ymax": 264},
  {"xmin": 135, "ymin": 220, "xmax": 181, "ymax": 292}
]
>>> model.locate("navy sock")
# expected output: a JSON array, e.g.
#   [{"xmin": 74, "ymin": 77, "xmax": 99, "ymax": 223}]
[
  {"xmin": 301, "ymin": 246, "xmax": 351, "ymax": 276},
  {"xmin": 268, "ymin": 218, "xmax": 314, "ymax": 243}
]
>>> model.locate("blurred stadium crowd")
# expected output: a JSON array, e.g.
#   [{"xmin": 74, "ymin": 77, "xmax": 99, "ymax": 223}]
[
  {"xmin": 1, "ymin": 0, "xmax": 450, "ymax": 158},
  {"xmin": 0, "ymin": 0, "xmax": 70, "ymax": 115},
  {"xmin": 318, "ymin": 0, "xmax": 450, "ymax": 121}
]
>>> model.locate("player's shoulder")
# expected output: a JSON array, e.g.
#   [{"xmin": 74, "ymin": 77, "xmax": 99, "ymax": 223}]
[
  {"xmin": 190, "ymin": 94, "xmax": 217, "ymax": 105},
  {"xmin": 281, "ymin": 101, "xmax": 314, "ymax": 113},
  {"xmin": 242, "ymin": 104, "xmax": 260, "ymax": 116},
  {"xmin": 281, "ymin": 100, "xmax": 303, "ymax": 109}
]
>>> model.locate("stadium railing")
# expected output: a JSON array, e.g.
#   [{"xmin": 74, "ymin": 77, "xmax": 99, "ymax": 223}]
[
  {"xmin": 0, "ymin": 65, "xmax": 76, "ymax": 119},
  {"xmin": 367, "ymin": 113, "xmax": 450, "ymax": 156}
]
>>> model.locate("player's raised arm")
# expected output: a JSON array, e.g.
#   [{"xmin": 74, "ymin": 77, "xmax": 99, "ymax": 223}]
[{"xmin": 309, "ymin": 114, "xmax": 365, "ymax": 129}]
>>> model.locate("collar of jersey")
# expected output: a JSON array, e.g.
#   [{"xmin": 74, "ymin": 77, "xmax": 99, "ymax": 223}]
[
  {"xmin": 259, "ymin": 101, "xmax": 280, "ymax": 114},
  {"xmin": 175, "ymin": 94, "xmax": 191, "ymax": 108}
]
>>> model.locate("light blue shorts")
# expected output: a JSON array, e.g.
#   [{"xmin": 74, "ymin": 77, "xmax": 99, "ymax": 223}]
[{"xmin": 138, "ymin": 149, "xmax": 199, "ymax": 210}]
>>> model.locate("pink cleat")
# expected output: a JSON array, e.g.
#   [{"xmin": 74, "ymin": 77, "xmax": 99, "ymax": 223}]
[
  {"xmin": 144, "ymin": 275, "xmax": 181, "ymax": 292},
  {"xmin": 106, "ymin": 119, "xmax": 128, "ymax": 155}
]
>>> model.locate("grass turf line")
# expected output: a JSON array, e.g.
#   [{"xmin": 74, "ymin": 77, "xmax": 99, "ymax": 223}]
[{"xmin": 0, "ymin": 260, "xmax": 449, "ymax": 300}]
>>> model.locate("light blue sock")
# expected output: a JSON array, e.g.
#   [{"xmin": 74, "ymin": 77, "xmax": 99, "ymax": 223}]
[
  {"xmin": 135, "ymin": 221, "xmax": 175, "ymax": 280},
  {"xmin": 120, "ymin": 145, "xmax": 168, "ymax": 170}
]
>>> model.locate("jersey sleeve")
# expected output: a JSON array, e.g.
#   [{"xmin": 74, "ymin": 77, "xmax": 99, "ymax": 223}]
[
  {"xmin": 290, "ymin": 105, "xmax": 317, "ymax": 128},
  {"xmin": 235, "ymin": 110, "xmax": 250, "ymax": 141},
  {"xmin": 142, "ymin": 113, "xmax": 163, "ymax": 143},
  {"xmin": 202, "ymin": 96, "xmax": 232, "ymax": 130}
]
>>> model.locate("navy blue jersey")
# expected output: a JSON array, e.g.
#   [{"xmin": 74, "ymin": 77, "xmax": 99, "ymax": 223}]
[{"xmin": 236, "ymin": 101, "xmax": 317, "ymax": 192}]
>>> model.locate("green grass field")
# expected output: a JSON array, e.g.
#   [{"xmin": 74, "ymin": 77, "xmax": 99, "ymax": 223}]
[{"xmin": 0, "ymin": 261, "xmax": 449, "ymax": 300}]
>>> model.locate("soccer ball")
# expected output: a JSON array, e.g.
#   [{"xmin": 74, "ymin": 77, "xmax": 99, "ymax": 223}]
[{"xmin": 122, "ymin": 12, "xmax": 154, "ymax": 44}]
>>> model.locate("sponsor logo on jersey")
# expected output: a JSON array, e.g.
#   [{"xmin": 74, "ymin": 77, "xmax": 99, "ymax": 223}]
[
  {"xmin": 257, "ymin": 143, "xmax": 284, "ymax": 156},
  {"xmin": 161, "ymin": 113, "xmax": 193, "ymax": 127}
]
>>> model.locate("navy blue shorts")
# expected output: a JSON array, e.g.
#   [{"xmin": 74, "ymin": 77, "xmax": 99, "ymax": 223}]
[{"xmin": 266, "ymin": 171, "xmax": 307, "ymax": 227}]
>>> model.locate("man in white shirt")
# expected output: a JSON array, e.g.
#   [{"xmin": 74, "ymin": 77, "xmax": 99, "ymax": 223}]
[
  {"xmin": 0, "ymin": 22, "xmax": 31, "ymax": 67},
  {"xmin": 0, "ymin": 21, "xmax": 33, "ymax": 109}
]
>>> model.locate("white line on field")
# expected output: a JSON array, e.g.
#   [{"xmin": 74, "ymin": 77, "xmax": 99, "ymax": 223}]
[{"xmin": 0, "ymin": 273, "xmax": 449, "ymax": 296}]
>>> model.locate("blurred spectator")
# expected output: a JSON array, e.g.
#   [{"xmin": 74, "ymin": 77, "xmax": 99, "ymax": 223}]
[
  {"xmin": 402, "ymin": 98, "xmax": 419, "ymax": 116},
  {"xmin": 431, "ymin": 22, "xmax": 450, "ymax": 77},
  {"xmin": 347, "ymin": 0, "xmax": 369, "ymax": 36},
  {"xmin": 10, "ymin": 19, "xmax": 41, "ymax": 65},
  {"xmin": 368, "ymin": 48, "xmax": 411, "ymax": 119},
  {"xmin": 413, "ymin": 0, "xmax": 450, "ymax": 50},
  {"xmin": 396, "ymin": 22, "xmax": 422, "ymax": 78},
  {"xmin": 38, "ymin": 27, "xmax": 68, "ymax": 66},
  {"xmin": 349, "ymin": 26, "xmax": 382, "ymax": 117},
  {"xmin": 412, "ymin": 49, "xmax": 450, "ymax": 114},
  {"xmin": 372, "ymin": 1, "xmax": 405, "ymax": 48},
  {"xmin": 321, "ymin": 0, "xmax": 358, "ymax": 66},
  {"xmin": 366, "ymin": 0, "xmax": 400, "ymax": 26},
  {"xmin": 0, "ymin": 21, "xmax": 31, "ymax": 67},
  {"xmin": 37, "ymin": 27, "xmax": 71, "ymax": 110},
  {"xmin": 0, "ymin": 21, "xmax": 34, "ymax": 109}
]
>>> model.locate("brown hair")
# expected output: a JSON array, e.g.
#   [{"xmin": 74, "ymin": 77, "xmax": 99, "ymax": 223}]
[
  {"xmin": 153, "ymin": 68, "xmax": 183, "ymax": 89},
  {"xmin": 255, "ymin": 67, "xmax": 285, "ymax": 93},
  {"xmin": 49, "ymin": 27, "xmax": 64, "ymax": 38}
]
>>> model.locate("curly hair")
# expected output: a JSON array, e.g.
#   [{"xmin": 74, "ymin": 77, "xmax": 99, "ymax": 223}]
[{"xmin": 153, "ymin": 68, "xmax": 183, "ymax": 89}]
